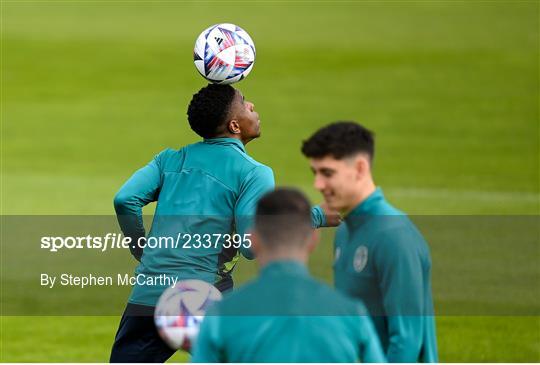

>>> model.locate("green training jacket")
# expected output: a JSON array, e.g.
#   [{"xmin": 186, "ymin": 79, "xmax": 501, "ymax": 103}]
[
  {"xmin": 114, "ymin": 138, "xmax": 326, "ymax": 306},
  {"xmin": 191, "ymin": 260, "xmax": 386, "ymax": 363},
  {"xmin": 334, "ymin": 188, "xmax": 438, "ymax": 362}
]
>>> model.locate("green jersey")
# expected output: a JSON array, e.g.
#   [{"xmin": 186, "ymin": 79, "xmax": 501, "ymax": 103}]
[
  {"xmin": 114, "ymin": 138, "xmax": 327, "ymax": 306},
  {"xmin": 191, "ymin": 260, "xmax": 386, "ymax": 363},
  {"xmin": 334, "ymin": 188, "xmax": 438, "ymax": 362}
]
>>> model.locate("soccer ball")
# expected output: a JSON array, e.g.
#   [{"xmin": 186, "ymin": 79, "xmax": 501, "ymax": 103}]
[
  {"xmin": 193, "ymin": 23, "xmax": 256, "ymax": 85},
  {"xmin": 154, "ymin": 280, "xmax": 222, "ymax": 351}
]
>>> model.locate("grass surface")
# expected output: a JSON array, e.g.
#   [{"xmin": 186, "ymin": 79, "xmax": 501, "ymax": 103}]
[{"xmin": 1, "ymin": 1, "xmax": 539, "ymax": 362}]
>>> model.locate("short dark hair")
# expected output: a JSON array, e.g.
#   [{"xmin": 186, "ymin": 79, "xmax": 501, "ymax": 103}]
[
  {"xmin": 301, "ymin": 121, "xmax": 375, "ymax": 161},
  {"xmin": 255, "ymin": 188, "xmax": 313, "ymax": 248},
  {"xmin": 187, "ymin": 84, "xmax": 236, "ymax": 139}
]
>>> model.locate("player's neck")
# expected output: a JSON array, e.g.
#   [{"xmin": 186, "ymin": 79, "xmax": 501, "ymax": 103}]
[
  {"xmin": 257, "ymin": 250, "xmax": 308, "ymax": 269},
  {"xmin": 213, "ymin": 132, "xmax": 252, "ymax": 146},
  {"xmin": 343, "ymin": 179, "xmax": 377, "ymax": 216}
]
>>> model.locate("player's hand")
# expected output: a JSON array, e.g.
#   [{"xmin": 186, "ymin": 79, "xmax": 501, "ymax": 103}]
[{"xmin": 321, "ymin": 201, "xmax": 341, "ymax": 227}]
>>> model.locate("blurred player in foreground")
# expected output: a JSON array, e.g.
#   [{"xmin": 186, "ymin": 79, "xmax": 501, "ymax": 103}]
[
  {"xmin": 192, "ymin": 188, "xmax": 385, "ymax": 363},
  {"xmin": 302, "ymin": 121, "xmax": 438, "ymax": 362},
  {"xmin": 110, "ymin": 84, "xmax": 336, "ymax": 362}
]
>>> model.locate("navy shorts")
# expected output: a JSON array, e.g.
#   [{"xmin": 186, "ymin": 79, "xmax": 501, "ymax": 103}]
[
  {"xmin": 110, "ymin": 303, "xmax": 175, "ymax": 363},
  {"xmin": 110, "ymin": 278, "xmax": 233, "ymax": 363}
]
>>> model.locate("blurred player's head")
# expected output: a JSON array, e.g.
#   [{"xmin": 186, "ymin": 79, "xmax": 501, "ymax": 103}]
[
  {"xmin": 301, "ymin": 121, "xmax": 376, "ymax": 214},
  {"xmin": 187, "ymin": 84, "xmax": 260, "ymax": 144},
  {"xmin": 251, "ymin": 188, "xmax": 318, "ymax": 266}
]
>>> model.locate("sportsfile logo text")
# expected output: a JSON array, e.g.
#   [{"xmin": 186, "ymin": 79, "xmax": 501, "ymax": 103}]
[{"xmin": 40, "ymin": 233, "xmax": 252, "ymax": 252}]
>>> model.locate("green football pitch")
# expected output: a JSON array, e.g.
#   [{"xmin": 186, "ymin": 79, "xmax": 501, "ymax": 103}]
[{"xmin": 1, "ymin": 1, "xmax": 539, "ymax": 362}]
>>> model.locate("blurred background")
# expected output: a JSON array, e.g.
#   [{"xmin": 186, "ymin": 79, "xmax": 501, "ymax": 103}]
[{"xmin": 1, "ymin": 1, "xmax": 538, "ymax": 362}]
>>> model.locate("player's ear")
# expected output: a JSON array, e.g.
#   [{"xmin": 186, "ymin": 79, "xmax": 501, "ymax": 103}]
[
  {"xmin": 355, "ymin": 155, "xmax": 369, "ymax": 180},
  {"xmin": 228, "ymin": 120, "xmax": 241, "ymax": 134},
  {"xmin": 250, "ymin": 230, "xmax": 262, "ymax": 256},
  {"xmin": 306, "ymin": 229, "xmax": 319, "ymax": 254}
]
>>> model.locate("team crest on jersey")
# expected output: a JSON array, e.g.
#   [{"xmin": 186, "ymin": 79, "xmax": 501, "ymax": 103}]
[{"xmin": 353, "ymin": 245, "xmax": 368, "ymax": 272}]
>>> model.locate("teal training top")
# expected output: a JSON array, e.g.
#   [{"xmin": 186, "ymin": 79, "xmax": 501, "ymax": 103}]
[
  {"xmin": 114, "ymin": 138, "xmax": 326, "ymax": 306},
  {"xmin": 333, "ymin": 188, "xmax": 438, "ymax": 362},
  {"xmin": 191, "ymin": 260, "xmax": 386, "ymax": 363}
]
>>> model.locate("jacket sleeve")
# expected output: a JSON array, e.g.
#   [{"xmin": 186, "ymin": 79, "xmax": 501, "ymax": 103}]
[
  {"xmin": 310, "ymin": 205, "xmax": 327, "ymax": 228},
  {"xmin": 113, "ymin": 152, "xmax": 163, "ymax": 261},
  {"xmin": 373, "ymin": 229, "xmax": 425, "ymax": 362},
  {"xmin": 233, "ymin": 165, "xmax": 328, "ymax": 258},
  {"xmin": 234, "ymin": 165, "xmax": 275, "ymax": 259}
]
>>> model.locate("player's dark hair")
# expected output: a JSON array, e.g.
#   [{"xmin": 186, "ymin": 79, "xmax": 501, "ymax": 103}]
[
  {"xmin": 301, "ymin": 121, "xmax": 375, "ymax": 162},
  {"xmin": 255, "ymin": 188, "xmax": 313, "ymax": 249},
  {"xmin": 187, "ymin": 84, "xmax": 236, "ymax": 139}
]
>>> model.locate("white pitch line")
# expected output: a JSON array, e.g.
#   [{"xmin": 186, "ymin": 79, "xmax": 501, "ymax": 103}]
[{"xmin": 386, "ymin": 187, "xmax": 540, "ymax": 204}]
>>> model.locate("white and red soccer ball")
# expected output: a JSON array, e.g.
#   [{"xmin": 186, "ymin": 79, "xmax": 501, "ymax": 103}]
[
  {"xmin": 154, "ymin": 280, "xmax": 222, "ymax": 351},
  {"xmin": 194, "ymin": 23, "xmax": 256, "ymax": 85}
]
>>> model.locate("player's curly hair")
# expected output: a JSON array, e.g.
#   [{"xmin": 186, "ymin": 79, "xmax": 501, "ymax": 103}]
[
  {"xmin": 187, "ymin": 84, "xmax": 236, "ymax": 139},
  {"xmin": 301, "ymin": 121, "xmax": 375, "ymax": 161}
]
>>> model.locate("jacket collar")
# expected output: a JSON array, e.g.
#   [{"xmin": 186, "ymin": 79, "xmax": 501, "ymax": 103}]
[
  {"xmin": 260, "ymin": 260, "xmax": 309, "ymax": 278},
  {"xmin": 344, "ymin": 187, "xmax": 385, "ymax": 226},
  {"xmin": 203, "ymin": 137, "xmax": 246, "ymax": 153}
]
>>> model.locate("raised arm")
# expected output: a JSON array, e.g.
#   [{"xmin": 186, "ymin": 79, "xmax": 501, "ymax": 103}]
[
  {"xmin": 234, "ymin": 165, "xmax": 275, "ymax": 259},
  {"xmin": 114, "ymin": 151, "xmax": 164, "ymax": 260}
]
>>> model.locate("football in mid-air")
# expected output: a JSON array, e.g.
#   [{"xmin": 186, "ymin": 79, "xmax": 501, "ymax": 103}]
[
  {"xmin": 194, "ymin": 23, "xmax": 256, "ymax": 85},
  {"xmin": 154, "ymin": 280, "xmax": 222, "ymax": 351}
]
